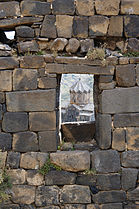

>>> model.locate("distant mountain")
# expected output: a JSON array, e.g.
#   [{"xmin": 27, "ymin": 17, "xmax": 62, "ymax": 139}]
[{"xmin": 60, "ymin": 74, "xmax": 94, "ymax": 107}]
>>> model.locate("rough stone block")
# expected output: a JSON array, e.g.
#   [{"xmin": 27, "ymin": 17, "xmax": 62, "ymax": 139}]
[
  {"xmin": 27, "ymin": 170, "xmax": 44, "ymax": 186},
  {"xmin": 11, "ymin": 185, "xmax": 35, "ymax": 204},
  {"xmin": 0, "ymin": 70, "xmax": 12, "ymax": 91},
  {"xmin": 0, "ymin": 205, "xmax": 20, "ymax": 209},
  {"xmin": 16, "ymin": 26, "xmax": 34, "ymax": 38},
  {"xmin": 100, "ymin": 203, "xmax": 123, "ymax": 209},
  {"xmin": 91, "ymin": 150, "xmax": 120, "ymax": 173},
  {"xmin": 13, "ymin": 132, "xmax": 39, "ymax": 152},
  {"xmin": 93, "ymin": 191, "xmax": 126, "ymax": 204},
  {"xmin": 17, "ymin": 40, "xmax": 39, "ymax": 53},
  {"xmin": 64, "ymin": 205, "xmax": 86, "ymax": 209},
  {"xmin": 99, "ymin": 81, "xmax": 115, "ymax": 90},
  {"xmin": 51, "ymin": 38, "xmax": 68, "ymax": 52},
  {"xmin": 0, "ymin": 1, "xmax": 20, "ymax": 18},
  {"xmin": 121, "ymin": 0, "xmax": 139, "ymax": 15},
  {"xmin": 20, "ymin": 152, "xmax": 49, "ymax": 169},
  {"xmin": 21, "ymin": 1, "xmax": 51, "ymax": 16},
  {"xmin": 0, "ymin": 57, "xmax": 19, "ymax": 69},
  {"xmin": 112, "ymin": 128, "xmax": 126, "ymax": 151},
  {"xmin": 124, "ymin": 203, "xmax": 139, "ymax": 209},
  {"xmin": 56, "ymin": 15, "xmax": 73, "ymax": 38},
  {"xmin": 0, "ymin": 133, "xmax": 12, "ymax": 151},
  {"xmin": 0, "ymin": 151, "xmax": 7, "ymax": 168},
  {"xmin": 0, "ymin": 92, "xmax": 5, "ymax": 103},
  {"xmin": 108, "ymin": 16, "xmax": 123, "ymax": 37},
  {"xmin": 46, "ymin": 64, "xmax": 114, "ymax": 75},
  {"xmin": 86, "ymin": 204, "xmax": 99, "ymax": 209},
  {"xmin": 113, "ymin": 113, "xmax": 139, "ymax": 127},
  {"xmin": 60, "ymin": 185, "xmax": 91, "ymax": 204},
  {"xmin": 128, "ymin": 38, "xmax": 139, "ymax": 53},
  {"xmin": 95, "ymin": 114, "xmax": 112, "ymax": 149},
  {"xmin": 29, "ymin": 112, "xmax": 56, "ymax": 131},
  {"xmin": 7, "ymin": 169, "xmax": 26, "ymax": 185},
  {"xmin": 137, "ymin": 64, "xmax": 139, "ymax": 86},
  {"xmin": 122, "ymin": 151, "xmax": 139, "ymax": 167},
  {"xmin": 80, "ymin": 39, "xmax": 94, "ymax": 53},
  {"xmin": 20, "ymin": 55, "xmax": 45, "ymax": 68},
  {"xmin": 122, "ymin": 168, "xmax": 138, "ymax": 190},
  {"xmin": 73, "ymin": 16, "xmax": 88, "ymax": 38},
  {"xmin": 38, "ymin": 77, "xmax": 57, "ymax": 89},
  {"xmin": 126, "ymin": 127, "xmax": 139, "ymax": 150},
  {"xmin": 41, "ymin": 15, "xmax": 57, "ymax": 38},
  {"xmin": 99, "ymin": 75, "xmax": 113, "ymax": 83},
  {"xmin": 116, "ymin": 64, "xmax": 136, "ymax": 87},
  {"xmin": 76, "ymin": 174, "xmax": 97, "ymax": 186},
  {"xmin": 66, "ymin": 38, "xmax": 80, "ymax": 54},
  {"xmin": 119, "ymin": 57, "xmax": 129, "ymax": 65},
  {"xmin": 130, "ymin": 57, "xmax": 139, "ymax": 64},
  {"xmin": 52, "ymin": 0, "xmax": 75, "ymax": 15},
  {"xmin": 76, "ymin": 0, "xmax": 94, "ymax": 16},
  {"xmin": 6, "ymin": 90, "xmax": 56, "ymax": 112},
  {"xmin": 35, "ymin": 186, "xmax": 59, "ymax": 206},
  {"xmin": 124, "ymin": 16, "xmax": 139, "ymax": 37},
  {"xmin": 127, "ymin": 187, "xmax": 139, "ymax": 201},
  {"xmin": 0, "ymin": 104, "xmax": 2, "ymax": 121},
  {"xmin": 89, "ymin": 16, "xmax": 109, "ymax": 37},
  {"xmin": 45, "ymin": 170, "xmax": 76, "ymax": 185},
  {"xmin": 50, "ymin": 151, "xmax": 90, "ymax": 172},
  {"xmin": 38, "ymin": 131, "xmax": 57, "ymax": 152},
  {"xmin": 13, "ymin": 68, "xmax": 37, "ymax": 90},
  {"xmin": 97, "ymin": 174, "xmax": 121, "ymax": 190},
  {"xmin": 2, "ymin": 112, "xmax": 28, "ymax": 133},
  {"xmin": 95, "ymin": 0, "xmax": 120, "ymax": 15},
  {"xmin": 100, "ymin": 87, "xmax": 139, "ymax": 113},
  {"xmin": 7, "ymin": 151, "xmax": 20, "ymax": 169}
]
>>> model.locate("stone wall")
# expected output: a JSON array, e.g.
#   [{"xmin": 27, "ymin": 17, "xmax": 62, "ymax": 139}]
[{"xmin": 0, "ymin": 0, "xmax": 139, "ymax": 208}]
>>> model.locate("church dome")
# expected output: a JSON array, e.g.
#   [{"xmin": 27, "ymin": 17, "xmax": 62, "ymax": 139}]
[{"xmin": 70, "ymin": 78, "xmax": 90, "ymax": 93}]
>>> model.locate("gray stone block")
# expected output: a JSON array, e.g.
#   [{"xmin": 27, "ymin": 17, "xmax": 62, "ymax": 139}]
[
  {"xmin": 29, "ymin": 112, "xmax": 56, "ymax": 131},
  {"xmin": 6, "ymin": 90, "xmax": 56, "ymax": 112},
  {"xmin": 99, "ymin": 75, "xmax": 113, "ymax": 83},
  {"xmin": 7, "ymin": 151, "xmax": 20, "ymax": 169},
  {"xmin": 38, "ymin": 77, "xmax": 57, "ymax": 89},
  {"xmin": 45, "ymin": 170, "xmax": 77, "ymax": 185},
  {"xmin": 137, "ymin": 64, "xmax": 139, "ymax": 86},
  {"xmin": 127, "ymin": 187, "xmax": 139, "ymax": 201},
  {"xmin": 38, "ymin": 131, "xmax": 57, "ymax": 152},
  {"xmin": 0, "ymin": 1, "xmax": 20, "ymax": 18},
  {"xmin": 126, "ymin": 127, "xmax": 139, "ymax": 150},
  {"xmin": 122, "ymin": 151, "xmax": 139, "ymax": 167},
  {"xmin": 0, "ymin": 205, "xmax": 20, "ymax": 209},
  {"xmin": 21, "ymin": 1, "xmax": 51, "ymax": 16},
  {"xmin": 76, "ymin": 174, "xmax": 97, "ymax": 186},
  {"xmin": 17, "ymin": 41, "xmax": 39, "ymax": 53},
  {"xmin": 0, "ymin": 70, "xmax": 12, "ymax": 92},
  {"xmin": 26, "ymin": 170, "xmax": 44, "ymax": 186},
  {"xmin": 35, "ymin": 186, "xmax": 59, "ymax": 206},
  {"xmin": 114, "ymin": 113, "xmax": 139, "ymax": 127},
  {"xmin": 93, "ymin": 191, "xmax": 126, "ymax": 204},
  {"xmin": 124, "ymin": 15, "xmax": 139, "ymax": 37},
  {"xmin": 64, "ymin": 205, "xmax": 85, "ymax": 209},
  {"xmin": 91, "ymin": 150, "xmax": 120, "ymax": 173},
  {"xmin": 52, "ymin": 0, "xmax": 75, "ymax": 15},
  {"xmin": 0, "ymin": 92, "xmax": 5, "ymax": 103},
  {"xmin": 20, "ymin": 55, "xmax": 45, "ymax": 69},
  {"xmin": 97, "ymin": 174, "xmax": 121, "ymax": 190},
  {"xmin": 0, "ymin": 57, "xmax": 19, "ymax": 69},
  {"xmin": 16, "ymin": 26, "xmax": 34, "ymax": 38},
  {"xmin": 73, "ymin": 16, "xmax": 88, "ymax": 38},
  {"xmin": 13, "ymin": 68, "xmax": 38, "ymax": 91},
  {"xmin": 0, "ymin": 104, "xmax": 2, "ymax": 120},
  {"xmin": 60, "ymin": 185, "xmax": 91, "ymax": 204},
  {"xmin": 95, "ymin": 114, "xmax": 112, "ymax": 149},
  {"xmin": 2, "ymin": 112, "xmax": 28, "ymax": 133},
  {"xmin": 89, "ymin": 16, "xmax": 109, "ymax": 36},
  {"xmin": 13, "ymin": 132, "xmax": 39, "ymax": 152},
  {"xmin": 112, "ymin": 128, "xmax": 126, "ymax": 151},
  {"xmin": 122, "ymin": 168, "xmax": 138, "ymax": 191},
  {"xmin": 0, "ymin": 132, "xmax": 12, "ymax": 151},
  {"xmin": 100, "ymin": 203, "xmax": 123, "ymax": 209},
  {"xmin": 41, "ymin": 15, "xmax": 57, "ymax": 38},
  {"xmin": 101, "ymin": 87, "xmax": 139, "ymax": 114},
  {"xmin": 116, "ymin": 64, "xmax": 136, "ymax": 87}
]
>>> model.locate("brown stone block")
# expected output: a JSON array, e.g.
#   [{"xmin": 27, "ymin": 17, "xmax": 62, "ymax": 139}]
[
  {"xmin": 56, "ymin": 15, "xmax": 73, "ymax": 38},
  {"xmin": 137, "ymin": 64, "xmax": 139, "ymax": 86},
  {"xmin": 116, "ymin": 64, "xmax": 136, "ymax": 87},
  {"xmin": 41, "ymin": 15, "xmax": 57, "ymax": 38},
  {"xmin": 38, "ymin": 77, "xmax": 57, "ymax": 89},
  {"xmin": 27, "ymin": 170, "xmax": 44, "ymax": 186},
  {"xmin": 0, "ymin": 1, "xmax": 20, "ymax": 18},
  {"xmin": 6, "ymin": 90, "xmax": 56, "ymax": 112},
  {"xmin": 38, "ymin": 131, "xmax": 57, "ymax": 152},
  {"xmin": 112, "ymin": 128, "xmax": 126, "ymax": 151},
  {"xmin": 0, "ymin": 57, "xmax": 19, "ymax": 70},
  {"xmin": 0, "ymin": 70, "xmax": 12, "ymax": 91},
  {"xmin": 20, "ymin": 55, "xmax": 45, "ymax": 68},
  {"xmin": 121, "ymin": 0, "xmax": 139, "ymax": 15},
  {"xmin": 29, "ymin": 112, "xmax": 56, "ymax": 131},
  {"xmin": 108, "ymin": 16, "xmax": 123, "ymax": 37},
  {"xmin": 126, "ymin": 127, "xmax": 139, "ymax": 150},
  {"xmin": 76, "ymin": 0, "xmax": 94, "ymax": 16},
  {"xmin": 7, "ymin": 169, "xmax": 26, "ymax": 185},
  {"xmin": 17, "ymin": 40, "xmax": 39, "ymax": 54},
  {"xmin": 122, "ymin": 151, "xmax": 139, "ymax": 167},
  {"xmin": 114, "ymin": 113, "xmax": 139, "ymax": 127},
  {"xmin": 95, "ymin": 0, "xmax": 120, "ymax": 15}
]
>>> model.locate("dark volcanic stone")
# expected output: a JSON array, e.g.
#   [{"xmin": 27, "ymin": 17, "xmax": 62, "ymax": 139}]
[
  {"xmin": 52, "ymin": 0, "xmax": 75, "ymax": 15},
  {"xmin": 76, "ymin": 174, "xmax": 97, "ymax": 186},
  {"xmin": 122, "ymin": 151, "xmax": 139, "ymax": 168},
  {"xmin": 41, "ymin": 15, "xmax": 57, "ymax": 38},
  {"xmin": 0, "ymin": 132, "xmax": 12, "ymax": 151},
  {"xmin": 113, "ymin": 113, "xmax": 139, "ymax": 127},
  {"xmin": 2, "ymin": 112, "xmax": 28, "ymax": 133},
  {"xmin": 122, "ymin": 168, "xmax": 138, "ymax": 190},
  {"xmin": 124, "ymin": 15, "xmax": 139, "ymax": 37},
  {"xmin": 97, "ymin": 174, "xmax": 121, "ymax": 190},
  {"xmin": 0, "ymin": 92, "xmax": 5, "ymax": 103},
  {"xmin": 7, "ymin": 151, "xmax": 20, "ymax": 169},
  {"xmin": 38, "ymin": 131, "xmax": 57, "ymax": 152},
  {"xmin": 73, "ymin": 16, "xmax": 88, "ymax": 38},
  {"xmin": 128, "ymin": 38, "xmax": 139, "ymax": 52},
  {"xmin": 16, "ymin": 26, "xmax": 34, "ymax": 38},
  {"xmin": 45, "ymin": 170, "xmax": 77, "ymax": 185}
]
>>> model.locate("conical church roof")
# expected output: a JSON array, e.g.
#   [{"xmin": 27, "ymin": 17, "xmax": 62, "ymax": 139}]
[{"xmin": 70, "ymin": 78, "xmax": 90, "ymax": 93}]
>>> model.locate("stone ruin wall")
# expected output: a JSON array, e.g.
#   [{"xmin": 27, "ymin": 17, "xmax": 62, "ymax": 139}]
[{"xmin": 0, "ymin": 0, "xmax": 139, "ymax": 208}]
